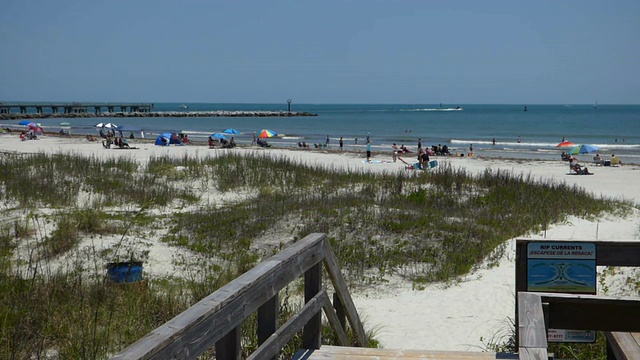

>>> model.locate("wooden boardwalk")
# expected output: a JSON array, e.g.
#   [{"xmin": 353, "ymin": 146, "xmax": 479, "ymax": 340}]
[
  {"xmin": 606, "ymin": 332, "xmax": 640, "ymax": 360},
  {"xmin": 110, "ymin": 236, "xmax": 640, "ymax": 360},
  {"xmin": 294, "ymin": 346, "xmax": 517, "ymax": 359}
]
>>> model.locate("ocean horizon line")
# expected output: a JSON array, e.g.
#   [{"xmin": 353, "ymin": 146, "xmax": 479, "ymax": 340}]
[{"xmin": 3, "ymin": 101, "xmax": 640, "ymax": 106}]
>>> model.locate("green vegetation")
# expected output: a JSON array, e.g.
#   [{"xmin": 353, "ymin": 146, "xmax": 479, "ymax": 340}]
[{"xmin": 0, "ymin": 151, "xmax": 632, "ymax": 359}]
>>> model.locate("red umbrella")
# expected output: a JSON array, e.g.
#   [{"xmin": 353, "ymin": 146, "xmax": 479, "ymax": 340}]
[{"xmin": 556, "ymin": 141, "xmax": 575, "ymax": 148}]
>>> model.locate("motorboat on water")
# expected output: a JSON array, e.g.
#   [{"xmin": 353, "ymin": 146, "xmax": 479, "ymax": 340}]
[{"xmin": 179, "ymin": 104, "xmax": 188, "ymax": 109}]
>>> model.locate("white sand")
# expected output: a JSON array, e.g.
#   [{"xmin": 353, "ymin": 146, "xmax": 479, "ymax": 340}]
[{"xmin": 2, "ymin": 135, "xmax": 639, "ymax": 351}]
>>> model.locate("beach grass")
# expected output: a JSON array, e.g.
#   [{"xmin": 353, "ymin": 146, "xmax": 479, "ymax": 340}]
[{"xmin": 0, "ymin": 151, "xmax": 632, "ymax": 358}]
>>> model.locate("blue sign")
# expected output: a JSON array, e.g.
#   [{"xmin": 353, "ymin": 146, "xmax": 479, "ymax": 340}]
[{"xmin": 526, "ymin": 242, "xmax": 597, "ymax": 343}]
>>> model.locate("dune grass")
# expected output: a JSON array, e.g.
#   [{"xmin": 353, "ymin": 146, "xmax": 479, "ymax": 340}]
[{"xmin": 0, "ymin": 151, "xmax": 632, "ymax": 359}]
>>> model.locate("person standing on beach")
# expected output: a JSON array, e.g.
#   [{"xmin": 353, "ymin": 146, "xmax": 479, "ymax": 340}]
[
  {"xmin": 418, "ymin": 138, "xmax": 422, "ymax": 151},
  {"xmin": 326, "ymin": 135, "xmax": 330, "ymax": 147},
  {"xmin": 252, "ymin": 132, "xmax": 256, "ymax": 145},
  {"xmin": 366, "ymin": 140, "xmax": 371, "ymax": 162},
  {"xmin": 339, "ymin": 136, "xmax": 344, "ymax": 151},
  {"xmin": 392, "ymin": 143, "xmax": 398, "ymax": 162},
  {"xmin": 355, "ymin": 137, "xmax": 358, "ymax": 144}
]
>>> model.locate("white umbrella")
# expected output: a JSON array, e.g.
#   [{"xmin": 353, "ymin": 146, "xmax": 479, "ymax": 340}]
[{"xmin": 96, "ymin": 122, "xmax": 118, "ymax": 129}]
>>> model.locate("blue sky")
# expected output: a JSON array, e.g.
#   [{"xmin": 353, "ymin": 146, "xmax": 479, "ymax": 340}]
[{"xmin": 1, "ymin": 0, "xmax": 638, "ymax": 104}]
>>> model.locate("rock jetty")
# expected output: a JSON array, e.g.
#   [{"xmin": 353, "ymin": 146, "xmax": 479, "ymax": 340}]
[{"xmin": 0, "ymin": 111, "xmax": 317, "ymax": 121}]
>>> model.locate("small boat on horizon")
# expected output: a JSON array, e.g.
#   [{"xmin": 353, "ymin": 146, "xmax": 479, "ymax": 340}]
[{"xmin": 179, "ymin": 104, "xmax": 188, "ymax": 109}]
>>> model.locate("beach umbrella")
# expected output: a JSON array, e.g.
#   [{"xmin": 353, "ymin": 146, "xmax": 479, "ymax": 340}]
[
  {"xmin": 211, "ymin": 132, "xmax": 227, "ymax": 140},
  {"xmin": 59, "ymin": 122, "xmax": 71, "ymax": 126},
  {"xmin": 556, "ymin": 141, "xmax": 575, "ymax": 148},
  {"xmin": 27, "ymin": 122, "xmax": 44, "ymax": 134},
  {"xmin": 222, "ymin": 128, "xmax": 240, "ymax": 135},
  {"xmin": 18, "ymin": 120, "xmax": 31, "ymax": 125},
  {"xmin": 257, "ymin": 129, "xmax": 276, "ymax": 138},
  {"xmin": 95, "ymin": 122, "xmax": 118, "ymax": 129},
  {"xmin": 569, "ymin": 144, "xmax": 599, "ymax": 155}
]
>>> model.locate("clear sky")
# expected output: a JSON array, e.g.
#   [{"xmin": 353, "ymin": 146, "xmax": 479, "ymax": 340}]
[{"xmin": 1, "ymin": 0, "xmax": 638, "ymax": 104}]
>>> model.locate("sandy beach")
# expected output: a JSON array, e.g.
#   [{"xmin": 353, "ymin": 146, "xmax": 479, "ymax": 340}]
[{"xmin": 1, "ymin": 134, "xmax": 639, "ymax": 352}]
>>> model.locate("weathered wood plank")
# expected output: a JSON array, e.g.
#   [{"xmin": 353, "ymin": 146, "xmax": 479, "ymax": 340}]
[
  {"xmin": 112, "ymin": 233, "xmax": 326, "ymax": 360},
  {"xmin": 517, "ymin": 292, "xmax": 548, "ymax": 359},
  {"xmin": 539, "ymin": 293, "xmax": 640, "ymax": 332},
  {"xmin": 605, "ymin": 332, "xmax": 640, "ymax": 360},
  {"xmin": 323, "ymin": 240, "xmax": 368, "ymax": 347},
  {"xmin": 518, "ymin": 347, "xmax": 550, "ymax": 360},
  {"xmin": 514, "ymin": 239, "xmax": 529, "ymax": 349},
  {"xmin": 595, "ymin": 241, "xmax": 640, "ymax": 266},
  {"xmin": 320, "ymin": 292, "xmax": 350, "ymax": 346},
  {"xmin": 303, "ymin": 262, "xmax": 322, "ymax": 350},
  {"xmin": 247, "ymin": 291, "xmax": 327, "ymax": 360},
  {"xmin": 333, "ymin": 292, "xmax": 346, "ymax": 331},
  {"xmin": 215, "ymin": 325, "xmax": 241, "ymax": 360},
  {"xmin": 294, "ymin": 345, "xmax": 513, "ymax": 359},
  {"xmin": 257, "ymin": 294, "xmax": 278, "ymax": 360}
]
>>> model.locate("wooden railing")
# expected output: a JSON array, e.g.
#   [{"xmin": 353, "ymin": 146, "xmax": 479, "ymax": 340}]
[
  {"xmin": 111, "ymin": 233, "xmax": 366, "ymax": 360},
  {"xmin": 518, "ymin": 292, "xmax": 640, "ymax": 359}
]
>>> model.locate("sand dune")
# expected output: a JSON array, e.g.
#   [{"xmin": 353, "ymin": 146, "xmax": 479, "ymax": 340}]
[{"xmin": 1, "ymin": 134, "xmax": 638, "ymax": 351}]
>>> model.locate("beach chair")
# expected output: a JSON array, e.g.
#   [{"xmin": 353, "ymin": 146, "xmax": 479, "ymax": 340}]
[
  {"xmin": 610, "ymin": 157, "xmax": 622, "ymax": 166},
  {"xmin": 427, "ymin": 160, "xmax": 438, "ymax": 169},
  {"xmin": 592, "ymin": 156, "xmax": 604, "ymax": 166}
]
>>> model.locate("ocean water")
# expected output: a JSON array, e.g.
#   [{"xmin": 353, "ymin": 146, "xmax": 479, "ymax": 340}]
[{"xmin": 7, "ymin": 103, "xmax": 640, "ymax": 162}]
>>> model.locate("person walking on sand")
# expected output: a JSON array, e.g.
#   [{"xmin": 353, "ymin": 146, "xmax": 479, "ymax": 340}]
[
  {"xmin": 469, "ymin": 143, "xmax": 473, "ymax": 156},
  {"xmin": 326, "ymin": 135, "xmax": 330, "ymax": 148},
  {"xmin": 252, "ymin": 132, "xmax": 256, "ymax": 145},
  {"xmin": 366, "ymin": 140, "xmax": 371, "ymax": 162},
  {"xmin": 392, "ymin": 143, "xmax": 398, "ymax": 162},
  {"xmin": 339, "ymin": 136, "xmax": 344, "ymax": 151}
]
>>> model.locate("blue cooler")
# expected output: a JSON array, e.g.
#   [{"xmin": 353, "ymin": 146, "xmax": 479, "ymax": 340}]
[{"xmin": 107, "ymin": 261, "xmax": 143, "ymax": 283}]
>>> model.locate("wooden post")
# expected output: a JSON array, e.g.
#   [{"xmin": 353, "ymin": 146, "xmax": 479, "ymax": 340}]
[
  {"xmin": 258, "ymin": 294, "xmax": 278, "ymax": 360},
  {"xmin": 303, "ymin": 262, "xmax": 322, "ymax": 349},
  {"xmin": 333, "ymin": 292, "xmax": 346, "ymax": 331},
  {"xmin": 514, "ymin": 239, "xmax": 529, "ymax": 348},
  {"xmin": 215, "ymin": 325, "xmax": 241, "ymax": 360},
  {"xmin": 517, "ymin": 292, "xmax": 548, "ymax": 360}
]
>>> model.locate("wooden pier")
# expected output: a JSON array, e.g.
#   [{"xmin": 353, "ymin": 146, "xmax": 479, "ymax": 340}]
[{"xmin": 0, "ymin": 102, "xmax": 153, "ymax": 114}]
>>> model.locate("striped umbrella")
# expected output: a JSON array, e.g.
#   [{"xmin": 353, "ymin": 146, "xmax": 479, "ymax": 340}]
[
  {"xmin": 569, "ymin": 144, "xmax": 599, "ymax": 155},
  {"xmin": 257, "ymin": 129, "xmax": 276, "ymax": 138}
]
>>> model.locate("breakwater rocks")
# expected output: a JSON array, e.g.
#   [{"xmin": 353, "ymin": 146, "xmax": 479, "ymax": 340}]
[{"xmin": 0, "ymin": 111, "xmax": 317, "ymax": 120}]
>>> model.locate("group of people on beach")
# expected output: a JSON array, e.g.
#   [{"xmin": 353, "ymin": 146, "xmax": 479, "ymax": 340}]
[
  {"xmin": 562, "ymin": 152, "xmax": 624, "ymax": 175},
  {"xmin": 102, "ymin": 133, "xmax": 131, "ymax": 149},
  {"xmin": 19, "ymin": 130, "xmax": 39, "ymax": 141},
  {"xmin": 208, "ymin": 135, "xmax": 236, "ymax": 149}
]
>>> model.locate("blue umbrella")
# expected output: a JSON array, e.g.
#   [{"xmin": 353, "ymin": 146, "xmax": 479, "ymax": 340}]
[
  {"xmin": 569, "ymin": 144, "xmax": 599, "ymax": 155},
  {"xmin": 18, "ymin": 120, "xmax": 31, "ymax": 125},
  {"xmin": 211, "ymin": 132, "xmax": 227, "ymax": 140},
  {"xmin": 222, "ymin": 128, "xmax": 240, "ymax": 135}
]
